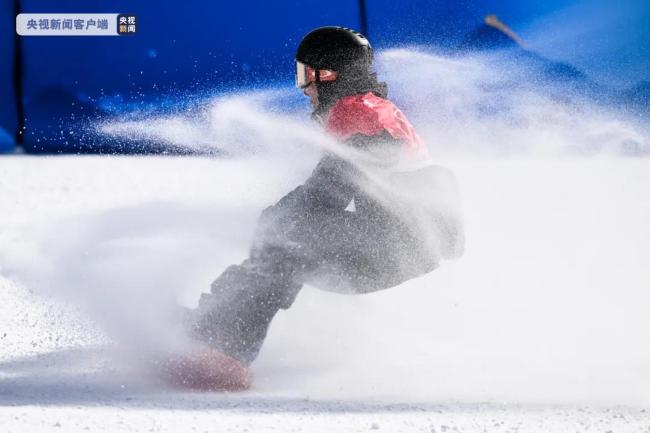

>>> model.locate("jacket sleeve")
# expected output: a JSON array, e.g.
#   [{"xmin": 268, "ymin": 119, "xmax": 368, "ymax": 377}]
[
  {"xmin": 251, "ymin": 153, "xmax": 358, "ymax": 255},
  {"xmin": 270, "ymin": 130, "xmax": 401, "ymax": 213},
  {"xmin": 255, "ymin": 132, "xmax": 401, "ymax": 243},
  {"xmin": 267, "ymin": 153, "xmax": 358, "ymax": 215}
]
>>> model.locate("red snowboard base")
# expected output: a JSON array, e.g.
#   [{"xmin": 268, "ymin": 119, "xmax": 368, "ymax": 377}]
[{"xmin": 156, "ymin": 347, "xmax": 252, "ymax": 392}]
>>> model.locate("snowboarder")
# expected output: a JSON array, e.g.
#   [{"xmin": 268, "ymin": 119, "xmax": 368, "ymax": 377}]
[{"xmin": 162, "ymin": 26, "xmax": 463, "ymax": 391}]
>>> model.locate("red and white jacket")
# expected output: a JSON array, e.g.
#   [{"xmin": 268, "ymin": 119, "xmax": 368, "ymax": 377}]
[{"xmin": 324, "ymin": 92, "xmax": 429, "ymax": 170}]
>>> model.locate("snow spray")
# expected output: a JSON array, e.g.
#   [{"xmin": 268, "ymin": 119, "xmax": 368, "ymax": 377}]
[{"xmin": 1, "ymin": 48, "xmax": 649, "ymax": 405}]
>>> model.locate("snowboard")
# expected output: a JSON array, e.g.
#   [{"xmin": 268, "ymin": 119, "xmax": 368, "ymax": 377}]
[{"xmin": 155, "ymin": 346, "xmax": 252, "ymax": 392}]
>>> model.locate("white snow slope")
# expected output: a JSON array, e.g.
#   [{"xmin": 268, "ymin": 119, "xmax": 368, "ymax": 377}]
[{"xmin": 1, "ymin": 155, "xmax": 649, "ymax": 433}]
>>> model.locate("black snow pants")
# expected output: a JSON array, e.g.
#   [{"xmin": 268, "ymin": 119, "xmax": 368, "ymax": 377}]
[{"xmin": 191, "ymin": 154, "xmax": 443, "ymax": 364}]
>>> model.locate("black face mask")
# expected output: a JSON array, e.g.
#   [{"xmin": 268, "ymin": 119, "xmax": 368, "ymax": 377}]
[{"xmin": 313, "ymin": 71, "xmax": 388, "ymax": 118}]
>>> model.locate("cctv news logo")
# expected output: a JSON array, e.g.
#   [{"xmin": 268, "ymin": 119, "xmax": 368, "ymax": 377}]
[
  {"xmin": 16, "ymin": 13, "xmax": 137, "ymax": 36},
  {"xmin": 117, "ymin": 14, "xmax": 137, "ymax": 35}
]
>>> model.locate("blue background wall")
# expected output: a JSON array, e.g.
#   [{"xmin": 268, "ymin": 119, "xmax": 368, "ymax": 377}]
[
  {"xmin": 1, "ymin": 0, "xmax": 648, "ymax": 153},
  {"xmin": 0, "ymin": 1, "xmax": 17, "ymax": 152},
  {"xmin": 365, "ymin": 0, "xmax": 571, "ymax": 47}
]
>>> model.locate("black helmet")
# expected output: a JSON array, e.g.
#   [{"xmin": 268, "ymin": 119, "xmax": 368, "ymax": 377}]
[
  {"xmin": 295, "ymin": 26, "xmax": 386, "ymax": 115},
  {"xmin": 295, "ymin": 26, "xmax": 373, "ymax": 85}
]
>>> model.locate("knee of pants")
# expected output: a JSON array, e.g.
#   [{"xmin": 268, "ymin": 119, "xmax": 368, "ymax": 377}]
[{"xmin": 305, "ymin": 238, "xmax": 440, "ymax": 294}]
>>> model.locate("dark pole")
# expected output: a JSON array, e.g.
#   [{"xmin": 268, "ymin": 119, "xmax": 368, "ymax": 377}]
[
  {"xmin": 358, "ymin": 0, "xmax": 368, "ymax": 36},
  {"xmin": 13, "ymin": 0, "xmax": 25, "ymax": 146}
]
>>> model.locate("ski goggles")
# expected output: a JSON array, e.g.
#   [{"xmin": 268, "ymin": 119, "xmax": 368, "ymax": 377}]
[{"xmin": 295, "ymin": 60, "xmax": 338, "ymax": 88}]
